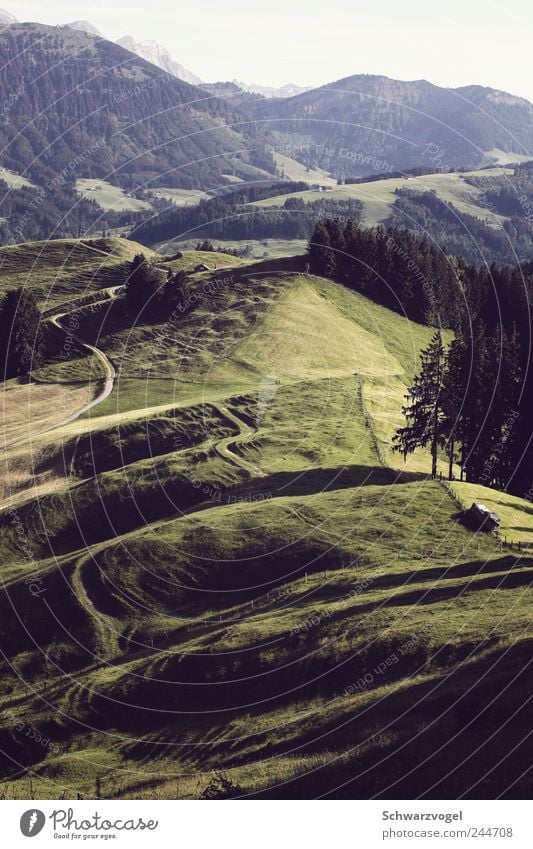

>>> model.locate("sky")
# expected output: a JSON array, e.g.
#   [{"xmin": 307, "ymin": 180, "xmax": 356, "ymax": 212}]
[{"xmin": 6, "ymin": 0, "xmax": 533, "ymax": 101}]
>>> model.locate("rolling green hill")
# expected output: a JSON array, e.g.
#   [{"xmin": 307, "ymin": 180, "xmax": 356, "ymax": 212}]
[
  {"xmin": 0, "ymin": 245, "xmax": 532, "ymax": 800},
  {"xmin": 0, "ymin": 236, "xmax": 156, "ymax": 309},
  {"xmin": 247, "ymin": 165, "xmax": 533, "ymax": 263},
  {"xmin": 252, "ymin": 168, "xmax": 511, "ymax": 228}
]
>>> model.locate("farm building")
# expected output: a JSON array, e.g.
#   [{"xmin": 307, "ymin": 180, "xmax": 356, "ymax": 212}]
[{"xmin": 460, "ymin": 502, "xmax": 501, "ymax": 533}]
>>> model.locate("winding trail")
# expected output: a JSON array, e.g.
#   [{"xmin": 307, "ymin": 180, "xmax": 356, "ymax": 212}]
[
  {"xmin": 4, "ymin": 288, "xmax": 121, "ymax": 449},
  {"xmin": 214, "ymin": 402, "xmax": 265, "ymax": 478}
]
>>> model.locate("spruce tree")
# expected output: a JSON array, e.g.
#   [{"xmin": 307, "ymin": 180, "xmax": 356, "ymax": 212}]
[
  {"xmin": 341, "ymin": 217, "xmax": 361, "ymax": 286},
  {"xmin": 441, "ymin": 333, "xmax": 469, "ymax": 480},
  {"xmin": 125, "ymin": 254, "xmax": 163, "ymax": 317},
  {"xmin": 164, "ymin": 270, "xmax": 188, "ymax": 313},
  {"xmin": 393, "ymin": 331, "xmax": 446, "ymax": 478},
  {"xmin": 307, "ymin": 221, "xmax": 336, "ymax": 278},
  {"xmin": 460, "ymin": 322, "xmax": 493, "ymax": 483}
]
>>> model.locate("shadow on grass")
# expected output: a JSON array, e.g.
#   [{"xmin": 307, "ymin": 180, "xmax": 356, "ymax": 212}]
[
  {"xmin": 234, "ymin": 464, "xmax": 425, "ymax": 500},
  {"xmin": 250, "ymin": 638, "xmax": 533, "ymax": 799}
]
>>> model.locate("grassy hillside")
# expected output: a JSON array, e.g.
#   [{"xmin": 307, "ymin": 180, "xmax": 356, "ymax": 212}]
[
  {"xmin": 1, "ymin": 246, "xmax": 532, "ymax": 800},
  {"xmin": 75, "ymin": 180, "xmax": 152, "ymax": 213},
  {"xmin": 0, "ymin": 236, "xmax": 156, "ymax": 309},
  {"xmin": 253, "ymin": 168, "xmax": 511, "ymax": 228},
  {"xmin": 156, "ymin": 238, "xmax": 309, "ymax": 261},
  {"xmin": 148, "ymin": 188, "xmax": 210, "ymax": 206},
  {"xmin": 273, "ymin": 152, "xmax": 337, "ymax": 186}
]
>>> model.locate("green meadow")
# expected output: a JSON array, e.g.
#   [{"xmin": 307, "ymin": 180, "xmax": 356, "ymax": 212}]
[{"xmin": 0, "ymin": 237, "xmax": 532, "ymax": 800}]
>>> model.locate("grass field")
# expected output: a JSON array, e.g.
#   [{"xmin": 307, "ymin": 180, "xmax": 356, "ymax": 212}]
[
  {"xmin": 0, "ymin": 378, "xmax": 97, "ymax": 506},
  {"xmin": 485, "ymin": 148, "xmax": 533, "ymax": 166},
  {"xmin": 252, "ymin": 167, "xmax": 512, "ymax": 228},
  {"xmin": 221, "ymin": 174, "xmax": 244, "ymax": 183},
  {"xmin": 273, "ymin": 152, "xmax": 337, "ymax": 186},
  {"xmin": 158, "ymin": 238, "xmax": 309, "ymax": 260},
  {"xmin": 0, "ymin": 167, "xmax": 36, "ymax": 190},
  {"xmin": 75, "ymin": 179, "xmax": 152, "ymax": 212},
  {"xmin": 159, "ymin": 249, "xmax": 245, "ymax": 273},
  {"xmin": 0, "ymin": 242, "xmax": 532, "ymax": 801},
  {"xmin": 147, "ymin": 187, "xmax": 210, "ymax": 206},
  {"xmin": 449, "ymin": 481, "xmax": 533, "ymax": 545}
]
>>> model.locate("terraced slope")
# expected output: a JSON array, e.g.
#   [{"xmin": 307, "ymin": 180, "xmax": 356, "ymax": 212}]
[{"xmin": 0, "ymin": 249, "xmax": 532, "ymax": 800}]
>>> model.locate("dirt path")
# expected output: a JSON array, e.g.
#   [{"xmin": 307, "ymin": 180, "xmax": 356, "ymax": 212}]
[
  {"xmin": 214, "ymin": 402, "xmax": 265, "ymax": 478},
  {"xmin": 4, "ymin": 291, "xmax": 120, "ymax": 449}
]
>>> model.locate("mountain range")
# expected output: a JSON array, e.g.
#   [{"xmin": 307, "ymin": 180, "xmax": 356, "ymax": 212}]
[
  {"xmin": 248, "ymin": 73, "xmax": 533, "ymax": 174},
  {"xmin": 0, "ymin": 14, "xmax": 531, "ymax": 244},
  {"xmin": 0, "ymin": 22, "xmax": 271, "ymax": 192},
  {"xmin": 0, "ymin": 8, "xmax": 304, "ymax": 97},
  {"xmin": 116, "ymin": 35, "xmax": 203, "ymax": 86},
  {"xmin": 66, "ymin": 19, "xmax": 103, "ymax": 37},
  {"xmin": 232, "ymin": 79, "xmax": 311, "ymax": 98}
]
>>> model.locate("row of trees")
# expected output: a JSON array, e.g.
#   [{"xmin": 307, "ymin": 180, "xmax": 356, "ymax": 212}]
[
  {"xmin": 389, "ymin": 188, "xmax": 532, "ymax": 265},
  {"xmin": 132, "ymin": 187, "xmax": 363, "ymax": 246},
  {"xmin": 308, "ymin": 217, "xmax": 533, "ymax": 330},
  {"xmin": 0, "ymin": 178, "xmax": 140, "ymax": 246},
  {"xmin": 308, "ymin": 218, "xmax": 458, "ymax": 324},
  {"xmin": 393, "ymin": 330, "xmax": 522, "ymax": 487}
]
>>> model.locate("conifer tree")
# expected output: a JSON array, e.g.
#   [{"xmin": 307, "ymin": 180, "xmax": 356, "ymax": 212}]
[
  {"xmin": 441, "ymin": 333, "xmax": 469, "ymax": 480},
  {"xmin": 125, "ymin": 254, "xmax": 163, "ymax": 317},
  {"xmin": 164, "ymin": 270, "xmax": 188, "ymax": 313},
  {"xmin": 393, "ymin": 331, "xmax": 446, "ymax": 478},
  {"xmin": 307, "ymin": 221, "xmax": 336, "ymax": 278},
  {"xmin": 459, "ymin": 323, "xmax": 493, "ymax": 482},
  {"xmin": 341, "ymin": 217, "xmax": 361, "ymax": 285}
]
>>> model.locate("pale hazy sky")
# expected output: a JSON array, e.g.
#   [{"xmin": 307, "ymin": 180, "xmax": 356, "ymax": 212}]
[{"xmin": 6, "ymin": 0, "xmax": 533, "ymax": 100}]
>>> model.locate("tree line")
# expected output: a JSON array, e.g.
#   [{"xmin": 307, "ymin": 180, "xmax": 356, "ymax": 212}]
[
  {"xmin": 392, "ymin": 330, "xmax": 523, "ymax": 489},
  {"xmin": 388, "ymin": 188, "xmax": 532, "ymax": 265},
  {"xmin": 0, "ymin": 178, "xmax": 139, "ymax": 246},
  {"xmin": 132, "ymin": 185, "xmax": 363, "ymax": 246}
]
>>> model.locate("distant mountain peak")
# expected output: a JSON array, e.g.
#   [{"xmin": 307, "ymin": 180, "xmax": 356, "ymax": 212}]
[
  {"xmin": 233, "ymin": 79, "xmax": 311, "ymax": 98},
  {"xmin": 117, "ymin": 36, "xmax": 202, "ymax": 86},
  {"xmin": 0, "ymin": 7, "xmax": 17, "ymax": 26},
  {"xmin": 66, "ymin": 20, "xmax": 103, "ymax": 37}
]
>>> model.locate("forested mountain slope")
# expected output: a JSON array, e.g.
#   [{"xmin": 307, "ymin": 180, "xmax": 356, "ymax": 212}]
[{"xmin": 250, "ymin": 74, "xmax": 533, "ymax": 176}]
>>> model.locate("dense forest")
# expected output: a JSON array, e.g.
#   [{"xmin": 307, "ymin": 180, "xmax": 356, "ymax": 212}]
[
  {"xmin": 0, "ymin": 24, "xmax": 273, "ymax": 190},
  {"xmin": 388, "ymin": 188, "xmax": 533, "ymax": 264},
  {"xmin": 0, "ymin": 288, "xmax": 44, "ymax": 378},
  {"xmin": 387, "ymin": 162, "xmax": 533, "ymax": 264},
  {"xmin": 132, "ymin": 186, "xmax": 364, "ymax": 245},
  {"xmin": 0, "ymin": 179, "xmax": 139, "ymax": 244},
  {"xmin": 308, "ymin": 217, "xmax": 533, "ymax": 496},
  {"xmin": 133, "ymin": 164, "xmax": 533, "ymax": 259}
]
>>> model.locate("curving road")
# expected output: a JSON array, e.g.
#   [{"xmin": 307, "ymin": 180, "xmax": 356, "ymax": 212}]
[{"xmin": 4, "ymin": 288, "xmax": 121, "ymax": 449}]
